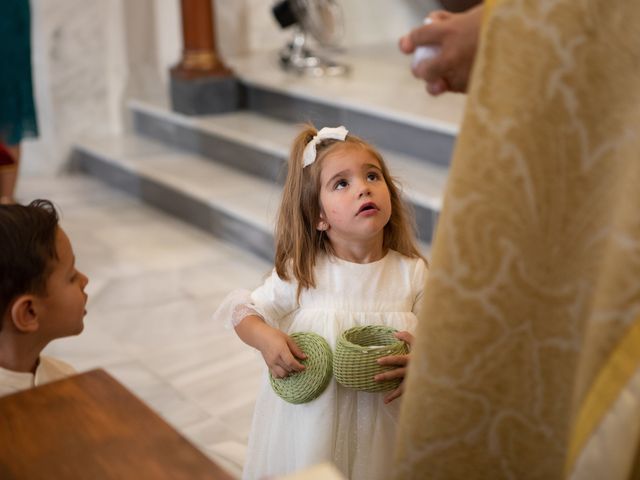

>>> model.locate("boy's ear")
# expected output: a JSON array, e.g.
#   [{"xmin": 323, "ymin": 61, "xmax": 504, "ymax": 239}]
[{"xmin": 9, "ymin": 295, "xmax": 40, "ymax": 333}]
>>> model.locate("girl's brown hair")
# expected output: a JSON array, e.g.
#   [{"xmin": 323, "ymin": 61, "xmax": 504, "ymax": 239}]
[{"xmin": 274, "ymin": 125, "xmax": 426, "ymax": 298}]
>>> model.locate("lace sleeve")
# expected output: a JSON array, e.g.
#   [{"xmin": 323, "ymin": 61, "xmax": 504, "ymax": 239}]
[
  {"xmin": 212, "ymin": 289, "xmax": 265, "ymax": 329},
  {"xmin": 214, "ymin": 268, "xmax": 298, "ymax": 330}
]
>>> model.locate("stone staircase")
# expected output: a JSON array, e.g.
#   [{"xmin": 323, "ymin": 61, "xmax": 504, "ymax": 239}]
[{"xmin": 72, "ymin": 46, "xmax": 465, "ymax": 261}]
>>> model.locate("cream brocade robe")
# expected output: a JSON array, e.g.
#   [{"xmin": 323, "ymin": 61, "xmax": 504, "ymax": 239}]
[{"xmin": 395, "ymin": 1, "xmax": 640, "ymax": 479}]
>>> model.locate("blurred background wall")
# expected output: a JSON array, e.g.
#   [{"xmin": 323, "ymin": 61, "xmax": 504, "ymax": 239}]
[{"xmin": 23, "ymin": 0, "xmax": 438, "ymax": 175}]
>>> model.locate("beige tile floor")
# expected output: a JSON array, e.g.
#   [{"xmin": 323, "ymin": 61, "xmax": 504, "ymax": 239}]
[{"xmin": 18, "ymin": 174, "xmax": 271, "ymax": 478}]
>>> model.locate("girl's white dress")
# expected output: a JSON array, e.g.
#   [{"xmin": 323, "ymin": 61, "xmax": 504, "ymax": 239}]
[{"xmin": 232, "ymin": 250, "xmax": 428, "ymax": 480}]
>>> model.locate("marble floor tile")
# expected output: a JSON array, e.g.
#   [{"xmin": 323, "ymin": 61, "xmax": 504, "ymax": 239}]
[
  {"xmin": 103, "ymin": 360, "xmax": 213, "ymax": 431},
  {"xmin": 44, "ymin": 322, "xmax": 133, "ymax": 371},
  {"xmin": 200, "ymin": 440, "xmax": 248, "ymax": 479}
]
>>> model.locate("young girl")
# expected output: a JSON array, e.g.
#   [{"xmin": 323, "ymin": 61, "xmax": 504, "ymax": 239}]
[{"xmin": 219, "ymin": 125, "xmax": 428, "ymax": 479}]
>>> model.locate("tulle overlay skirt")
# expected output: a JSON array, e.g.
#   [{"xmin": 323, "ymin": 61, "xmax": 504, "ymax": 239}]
[
  {"xmin": 242, "ymin": 310, "xmax": 416, "ymax": 480},
  {"xmin": 214, "ymin": 251, "xmax": 429, "ymax": 479}
]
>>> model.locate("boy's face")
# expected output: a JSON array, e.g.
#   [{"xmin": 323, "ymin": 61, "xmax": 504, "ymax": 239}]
[{"xmin": 38, "ymin": 227, "xmax": 89, "ymax": 339}]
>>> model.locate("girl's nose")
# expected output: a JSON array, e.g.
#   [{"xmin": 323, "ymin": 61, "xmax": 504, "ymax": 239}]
[
  {"xmin": 79, "ymin": 271, "xmax": 89, "ymax": 288},
  {"xmin": 358, "ymin": 185, "xmax": 371, "ymax": 198}
]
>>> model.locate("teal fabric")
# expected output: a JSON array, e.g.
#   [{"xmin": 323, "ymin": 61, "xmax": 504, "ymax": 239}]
[{"xmin": 0, "ymin": 0, "xmax": 38, "ymax": 146}]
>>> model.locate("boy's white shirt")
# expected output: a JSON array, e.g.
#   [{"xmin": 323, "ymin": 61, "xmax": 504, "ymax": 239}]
[{"xmin": 0, "ymin": 356, "xmax": 75, "ymax": 397}]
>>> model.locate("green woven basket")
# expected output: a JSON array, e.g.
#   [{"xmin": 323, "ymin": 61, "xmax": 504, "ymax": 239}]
[
  {"xmin": 333, "ymin": 325, "xmax": 408, "ymax": 393},
  {"xmin": 269, "ymin": 332, "xmax": 333, "ymax": 404}
]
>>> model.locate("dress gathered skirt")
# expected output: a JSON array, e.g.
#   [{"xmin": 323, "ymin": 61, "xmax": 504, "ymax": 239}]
[{"xmin": 238, "ymin": 251, "xmax": 428, "ymax": 479}]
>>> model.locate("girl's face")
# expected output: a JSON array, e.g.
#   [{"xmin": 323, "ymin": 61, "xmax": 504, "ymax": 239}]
[{"xmin": 317, "ymin": 145, "xmax": 392, "ymax": 251}]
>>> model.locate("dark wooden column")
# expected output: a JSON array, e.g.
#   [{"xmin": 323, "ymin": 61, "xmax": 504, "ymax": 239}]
[
  {"xmin": 169, "ymin": 0, "xmax": 242, "ymax": 115},
  {"xmin": 171, "ymin": 0, "xmax": 231, "ymax": 79}
]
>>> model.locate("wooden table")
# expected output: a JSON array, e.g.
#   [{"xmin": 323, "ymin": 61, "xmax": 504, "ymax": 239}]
[{"xmin": 0, "ymin": 369, "xmax": 233, "ymax": 479}]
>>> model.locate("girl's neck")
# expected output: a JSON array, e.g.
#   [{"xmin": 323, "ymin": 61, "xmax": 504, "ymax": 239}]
[{"xmin": 331, "ymin": 238, "xmax": 386, "ymax": 264}]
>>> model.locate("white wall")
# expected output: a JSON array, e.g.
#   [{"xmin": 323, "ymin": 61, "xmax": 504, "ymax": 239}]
[
  {"xmin": 24, "ymin": 0, "xmax": 127, "ymax": 175},
  {"xmin": 23, "ymin": 0, "xmax": 438, "ymax": 176}
]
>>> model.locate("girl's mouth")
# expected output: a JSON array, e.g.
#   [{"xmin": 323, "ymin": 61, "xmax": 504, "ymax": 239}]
[{"xmin": 357, "ymin": 202, "xmax": 378, "ymax": 215}]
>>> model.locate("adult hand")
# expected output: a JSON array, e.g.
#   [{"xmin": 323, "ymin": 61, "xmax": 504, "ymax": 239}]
[
  {"xmin": 399, "ymin": 5, "xmax": 483, "ymax": 96},
  {"xmin": 257, "ymin": 327, "xmax": 307, "ymax": 379},
  {"xmin": 375, "ymin": 331, "xmax": 414, "ymax": 404}
]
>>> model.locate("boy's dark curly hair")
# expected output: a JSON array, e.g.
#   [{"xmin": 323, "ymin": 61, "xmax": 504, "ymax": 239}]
[{"xmin": 0, "ymin": 200, "xmax": 59, "ymax": 325}]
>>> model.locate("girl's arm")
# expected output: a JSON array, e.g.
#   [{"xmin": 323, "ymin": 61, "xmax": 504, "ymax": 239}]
[
  {"xmin": 235, "ymin": 314, "xmax": 306, "ymax": 378},
  {"xmin": 376, "ymin": 331, "xmax": 414, "ymax": 404},
  {"xmin": 376, "ymin": 258, "xmax": 428, "ymax": 403}
]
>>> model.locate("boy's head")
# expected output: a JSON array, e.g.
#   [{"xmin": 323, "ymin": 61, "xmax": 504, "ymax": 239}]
[{"xmin": 0, "ymin": 200, "xmax": 88, "ymax": 340}]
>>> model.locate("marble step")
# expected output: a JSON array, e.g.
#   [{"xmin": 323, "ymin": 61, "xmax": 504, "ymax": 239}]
[
  {"xmin": 71, "ymin": 135, "xmax": 279, "ymax": 261},
  {"xmin": 241, "ymin": 83, "xmax": 457, "ymax": 167},
  {"xmin": 228, "ymin": 44, "xmax": 464, "ymax": 166},
  {"xmin": 240, "ymin": 96, "xmax": 457, "ymax": 169},
  {"xmin": 131, "ymin": 101, "xmax": 446, "ymax": 242},
  {"xmin": 172, "ymin": 45, "xmax": 463, "ymax": 165},
  {"xmin": 72, "ymin": 133, "xmax": 435, "ymax": 262}
]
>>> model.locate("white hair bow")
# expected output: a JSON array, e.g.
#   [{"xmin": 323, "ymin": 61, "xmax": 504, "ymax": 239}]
[{"xmin": 302, "ymin": 126, "xmax": 349, "ymax": 168}]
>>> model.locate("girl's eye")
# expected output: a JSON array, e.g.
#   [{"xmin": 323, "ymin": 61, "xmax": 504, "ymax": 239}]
[
  {"xmin": 334, "ymin": 180, "xmax": 348, "ymax": 190},
  {"xmin": 367, "ymin": 172, "xmax": 380, "ymax": 181}
]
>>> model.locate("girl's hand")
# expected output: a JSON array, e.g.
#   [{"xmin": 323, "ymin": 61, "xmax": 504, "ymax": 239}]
[
  {"xmin": 257, "ymin": 326, "xmax": 307, "ymax": 379},
  {"xmin": 375, "ymin": 331, "xmax": 414, "ymax": 404}
]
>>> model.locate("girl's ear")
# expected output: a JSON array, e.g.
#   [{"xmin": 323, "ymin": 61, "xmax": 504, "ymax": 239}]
[
  {"xmin": 10, "ymin": 295, "xmax": 40, "ymax": 333},
  {"xmin": 316, "ymin": 212, "xmax": 329, "ymax": 231}
]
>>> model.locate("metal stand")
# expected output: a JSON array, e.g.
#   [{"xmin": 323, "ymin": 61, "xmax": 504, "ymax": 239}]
[{"xmin": 279, "ymin": 28, "xmax": 348, "ymax": 77}]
